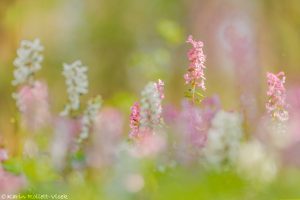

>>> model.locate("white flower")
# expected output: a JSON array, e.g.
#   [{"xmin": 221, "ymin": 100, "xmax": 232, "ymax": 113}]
[
  {"xmin": 79, "ymin": 95, "xmax": 102, "ymax": 142},
  {"xmin": 203, "ymin": 110, "xmax": 243, "ymax": 168},
  {"xmin": 140, "ymin": 81, "xmax": 163, "ymax": 130},
  {"xmin": 61, "ymin": 60, "xmax": 88, "ymax": 116},
  {"xmin": 12, "ymin": 38, "xmax": 44, "ymax": 86},
  {"xmin": 238, "ymin": 140, "xmax": 278, "ymax": 183}
]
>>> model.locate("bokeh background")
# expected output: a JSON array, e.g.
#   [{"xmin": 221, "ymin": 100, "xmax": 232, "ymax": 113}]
[
  {"xmin": 1, "ymin": 0, "xmax": 300, "ymax": 124},
  {"xmin": 1, "ymin": 0, "xmax": 300, "ymax": 123},
  {"xmin": 1, "ymin": 0, "xmax": 300, "ymax": 198}
]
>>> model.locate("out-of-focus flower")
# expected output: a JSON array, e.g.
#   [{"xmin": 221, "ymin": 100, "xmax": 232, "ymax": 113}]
[
  {"xmin": 184, "ymin": 35, "xmax": 206, "ymax": 103},
  {"xmin": 78, "ymin": 95, "xmax": 102, "ymax": 143},
  {"xmin": 13, "ymin": 81, "xmax": 51, "ymax": 131},
  {"xmin": 51, "ymin": 117, "xmax": 81, "ymax": 170},
  {"xmin": 266, "ymin": 72, "xmax": 288, "ymax": 122},
  {"xmin": 123, "ymin": 173, "xmax": 144, "ymax": 193},
  {"xmin": 178, "ymin": 101, "xmax": 207, "ymax": 149},
  {"xmin": 0, "ymin": 149, "xmax": 27, "ymax": 194},
  {"xmin": 129, "ymin": 102, "xmax": 141, "ymax": 139},
  {"xmin": 12, "ymin": 38, "xmax": 44, "ymax": 86},
  {"xmin": 23, "ymin": 139, "xmax": 39, "ymax": 158},
  {"xmin": 218, "ymin": 15, "xmax": 259, "ymax": 130},
  {"xmin": 61, "ymin": 60, "xmax": 88, "ymax": 116},
  {"xmin": 0, "ymin": 168, "xmax": 27, "ymax": 194},
  {"xmin": 238, "ymin": 140, "xmax": 278, "ymax": 183},
  {"xmin": 0, "ymin": 149, "xmax": 8, "ymax": 162},
  {"xmin": 129, "ymin": 80, "xmax": 164, "ymax": 140},
  {"xmin": 128, "ymin": 80, "xmax": 166, "ymax": 159},
  {"xmin": 168, "ymin": 96, "xmax": 220, "ymax": 164},
  {"xmin": 140, "ymin": 80, "xmax": 164, "ymax": 130},
  {"xmin": 256, "ymin": 116, "xmax": 289, "ymax": 150},
  {"xmin": 87, "ymin": 108, "xmax": 123, "ymax": 168},
  {"xmin": 203, "ymin": 110, "xmax": 243, "ymax": 168},
  {"xmin": 287, "ymin": 88, "xmax": 300, "ymax": 144},
  {"xmin": 162, "ymin": 104, "xmax": 179, "ymax": 124},
  {"xmin": 129, "ymin": 129, "xmax": 166, "ymax": 158}
]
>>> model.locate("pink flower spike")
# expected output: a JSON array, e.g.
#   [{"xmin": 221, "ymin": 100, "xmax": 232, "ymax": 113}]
[
  {"xmin": 184, "ymin": 35, "xmax": 206, "ymax": 103},
  {"xmin": 266, "ymin": 71, "xmax": 289, "ymax": 121},
  {"xmin": 129, "ymin": 102, "xmax": 141, "ymax": 139}
]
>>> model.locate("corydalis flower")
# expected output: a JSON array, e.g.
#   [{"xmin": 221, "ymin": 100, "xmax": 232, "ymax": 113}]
[
  {"xmin": 79, "ymin": 95, "xmax": 102, "ymax": 143},
  {"xmin": 13, "ymin": 81, "xmax": 51, "ymax": 131},
  {"xmin": 184, "ymin": 35, "xmax": 206, "ymax": 103},
  {"xmin": 140, "ymin": 80, "xmax": 164, "ymax": 130},
  {"xmin": 61, "ymin": 60, "xmax": 88, "ymax": 116},
  {"xmin": 129, "ymin": 80, "xmax": 164, "ymax": 139},
  {"xmin": 266, "ymin": 72, "xmax": 288, "ymax": 121},
  {"xmin": 12, "ymin": 38, "xmax": 43, "ymax": 86}
]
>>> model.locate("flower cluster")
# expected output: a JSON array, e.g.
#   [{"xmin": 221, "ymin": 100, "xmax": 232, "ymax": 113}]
[
  {"xmin": 12, "ymin": 38, "xmax": 44, "ymax": 86},
  {"xmin": 184, "ymin": 35, "xmax": 206, "ymax": 103},
  {"xmin": 203, "ymin": 110, "xmax": 243, "ymax": 168},
  {"xmin": 140, "ymin": 80, "xmax": 164, "ymax": 129},
  {"xmin": 61, "ymin": 60, "xmax": 89, "ymax": 116},
  {"xmin": 79, "ymin": 95, "xmax": 102, "ymax": 143},
  {"xmin": 129, "ymin": 80, "xmax": 164, "ymax": 139},
  {"xmin": 266, "ymin": 72, "xmax": 289, "ymax": 121}
]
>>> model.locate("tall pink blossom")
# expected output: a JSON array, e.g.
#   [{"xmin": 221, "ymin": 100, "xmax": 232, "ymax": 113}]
[
  {"xmin": 266, "ymin": 72, "xmax": 289, "ymax": 121},
  {"xmin": 14, "ymin": 81, "xmax": 51, "ymax": 131},
  {"xmin": 184, "ymin": 35, "xmax": 206, "ymax": 103}
]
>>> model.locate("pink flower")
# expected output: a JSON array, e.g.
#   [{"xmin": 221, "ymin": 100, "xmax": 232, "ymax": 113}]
[
  {"xmin": 0, "ymin": 168, "xmax": 27, "ymax": 194},
  {"xmin": 15, "ymin": 81, "xmax": 51, "ymax": 131},
  {"xmin": 184, "ymin": 35, "xmax": 206, "ymax": 91},
  {"xmin": 266, "ymin": 72, "xmax": 289, "ymax": 121},
  {"xmin": 178, "ymin": 101, "xmax": 208, "ymax": 149},
  {"xmin": 51, "ymin": 117, "xmax": 81, "ymax": 170},
  {"xmin": 129, "ymin": 129, "xmax": 166, "ymax": 158},
  {"xmin": 129, "ymin": 80, "xmax": 165, "ymax": 140},
  {"xmin": 87, "ymin": 108, "xmax": 123, "ymax": 168},
  {"xmin": 129, "ymin": 102, "xmax": 141, "ymax": 139}
]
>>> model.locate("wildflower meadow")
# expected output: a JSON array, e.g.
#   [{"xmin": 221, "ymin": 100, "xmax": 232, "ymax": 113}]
[{"xmin": 0, "ymin": 1, "xmax": 300, "ymax": 200}]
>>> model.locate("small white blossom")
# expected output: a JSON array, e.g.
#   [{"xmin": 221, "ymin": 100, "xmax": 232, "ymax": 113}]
[
  {"xmin": 78, "ymin": 95, "xmax": 102, "ymax": 143},
  {"xmin": 61, "ymin": 60, "xmax": 88, "ymax": 116},
  {"xmin": 203, "ymin": 110, "xmax": 243, "ymax": 168},
  {"xmin": 140, "ymin": 81, "xmax": 163, "ymax": 130},
  {"xmin": 12, "ymin": 38, "xmax": 44, "ymax": 86}
]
